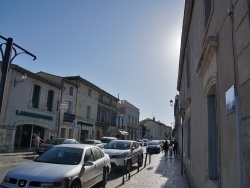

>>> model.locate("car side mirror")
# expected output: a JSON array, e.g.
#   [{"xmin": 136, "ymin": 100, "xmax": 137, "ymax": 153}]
[{"xmin": 84, "ymin": 161, "xmax": 94, "ymax": 166}]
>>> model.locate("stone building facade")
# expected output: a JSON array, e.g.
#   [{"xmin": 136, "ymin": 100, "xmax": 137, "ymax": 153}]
[
  {"xmin": 117, "ymin": 100, "xmax": 141, "ymax": 140},
  {"xmin": 0, "ymin": 64, "xmax": 119, "ymax": 152},
  {"xmin": 0, "ymin": 65, "xmax": 62, "ymax": 152},
  {"xmin": 176, "ymin": 0, "xmax": 250, "ymax": 187},
  {"xmin": 140, "ymin": 118, "xmax": 170, "ymax": 141}
]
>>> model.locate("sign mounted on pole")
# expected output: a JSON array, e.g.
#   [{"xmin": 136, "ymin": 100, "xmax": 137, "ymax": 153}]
[
  {"xmin": 72, "ymin": 120, "xmax": 76, "ymax": 127},
  {"xmin": 60, "ymin": 102, "xmax": 68, "ymax": 110},
  {"xmin": 225, "ymin": 85, "xmax": 235, "ymax": 115}
]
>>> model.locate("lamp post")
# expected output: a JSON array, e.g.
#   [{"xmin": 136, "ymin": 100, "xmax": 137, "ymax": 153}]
[
  {"xmin": 0, "ymin": 35, "xmax": 36, "ymax": 113},
  {"xmin": 170, "ymin": 100, "xmax": 174, "ymax": 106},
  {"xmin": 14, "ymin": 73, "xmax": 27, "ymax": 87}
]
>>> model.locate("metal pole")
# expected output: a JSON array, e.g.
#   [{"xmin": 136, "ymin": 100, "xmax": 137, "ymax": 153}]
[
  {"xmin": 144, "ymin": 153, "xmax": 148, "ymax": 168},
  {"xmin": 181, "ymin": 119, "xmax": 184, "ymax": 175},
  {"xmin": 102, "ymin": 166, "xmax": 107, "ymax": 188},
  {"xmin": 0, "ymin": 38, "xmax": 13, "ymax": 113},
  {"xmin": 235, "ymin": 96, "xmax": 243, "ymax": 188}
]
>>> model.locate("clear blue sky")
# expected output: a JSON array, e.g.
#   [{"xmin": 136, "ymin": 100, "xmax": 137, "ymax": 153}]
[{"xmin": 1, "ymin": 0, "xmax": 185, "ymax": 127}]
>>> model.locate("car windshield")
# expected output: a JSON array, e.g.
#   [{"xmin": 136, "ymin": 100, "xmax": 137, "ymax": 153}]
[
  {"xmin": 82, "ymin": 140, "xmax": 95, "ymax": 144},
  {"xmin": 148, "ymin": 142, "xmax": 159, "ymax": 145},
  {"xmin": 46, "ymin": 139, "xmax": 66, "ymax": 145},
  {"xmin": 101, "ymin": 138, "xmax": 112, "ymax": 143},
  {"xmin": 104, "ymin": 141, "xmax": 131, "ymax": 150},
  {"xmin": 35, "ymin": 147, "xmax": 83, "ymax": 165}
]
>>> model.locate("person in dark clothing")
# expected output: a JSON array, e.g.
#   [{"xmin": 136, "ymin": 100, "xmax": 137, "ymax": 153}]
[
  {"xmin": 173, "ymin": 140, "xmax": 178, "ymax": 157},
  {"xmin": 163, "ymin": 140, "xmax": 169, "ymax": 158}
]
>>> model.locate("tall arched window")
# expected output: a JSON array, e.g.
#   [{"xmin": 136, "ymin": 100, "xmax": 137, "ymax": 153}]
[{"xmin": 207, "ymin": 84, "xmax": 218, "ymax": 180}]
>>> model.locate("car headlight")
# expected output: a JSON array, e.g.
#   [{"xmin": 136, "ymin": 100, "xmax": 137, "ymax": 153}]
[
  {"xmin": 39, "ymin": 182, "xmax": 62, "ymax": 187},
  {"xmin": 115, "ymin": 153, "xmax": 127, "ymax": 159}
]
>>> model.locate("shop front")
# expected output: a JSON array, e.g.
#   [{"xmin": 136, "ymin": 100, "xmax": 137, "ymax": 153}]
[
  {"xmin": 12, "ymin": 110, "xmax": 56, "ymax": 151},
  {"xmin": 78, "ymin": 120, "xmax": 94, "ymax": 143},
  {"xmin": 14, "ymin": 124, "xmax": 45, "ymax": 150}
]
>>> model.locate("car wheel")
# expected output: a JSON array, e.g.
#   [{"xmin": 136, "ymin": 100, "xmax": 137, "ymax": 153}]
[
  {"xmin": 70, "ymin": 180, "xmax": 81, "ymax": 188},
  {"xmin": 126, "ymin": 159, "xmax": 132, "ymax": 172}
]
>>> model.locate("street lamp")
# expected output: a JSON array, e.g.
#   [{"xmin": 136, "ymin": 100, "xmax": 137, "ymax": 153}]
[
  {"xmin": 170, "ymin": 100, "xmax": 174, "ymax": 106},
  {"xmin": 0, "ymin": 35, "xmax": 36, "ymax": 113},
  {"xmin": 14, "ymin": 73, "xmax": 27, "ymax": 87}
]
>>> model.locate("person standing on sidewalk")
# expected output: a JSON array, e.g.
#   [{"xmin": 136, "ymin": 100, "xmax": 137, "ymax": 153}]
[
  {"xmin": 34, "ymin": 132, "xmax": 43, "ymax": 153},
  {"xmin": 163, "ymin": 140, "xmax": 169, "ymax": 158},
  {"xmin": 173, "ymin": 140, "xmax": 178, "ymax": 157}
]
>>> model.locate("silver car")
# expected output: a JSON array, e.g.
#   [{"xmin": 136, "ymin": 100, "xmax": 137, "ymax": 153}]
[
  {"xmin": 81, "ymin": 139, "xmax": 104, "ymax": 149},
  {"xmin": 104, "ymin": 140, "xmax": 144, "ymax": 171},
  {"xmin": 0, "ymin": 144, "xmax": 111, "ymax": 188}
]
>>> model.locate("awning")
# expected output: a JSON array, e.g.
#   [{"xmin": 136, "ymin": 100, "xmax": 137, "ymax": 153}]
[{"xmin": 118, "ymin": 130, "xmax": 129, "ymax": 135}]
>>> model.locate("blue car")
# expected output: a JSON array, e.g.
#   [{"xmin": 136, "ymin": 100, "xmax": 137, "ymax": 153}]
[{"xmin": 146, "ymin": 140, "xmax": 162, "ymax": 154}]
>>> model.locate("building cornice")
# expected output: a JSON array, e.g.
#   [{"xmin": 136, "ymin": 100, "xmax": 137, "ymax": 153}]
[
  {"xmin": 196, "ymin": 36, "xmax": 218, "ymax": 76},
  {"xmin": 177, "ymin": 0, "xmax": 194, "ymax": 91}
]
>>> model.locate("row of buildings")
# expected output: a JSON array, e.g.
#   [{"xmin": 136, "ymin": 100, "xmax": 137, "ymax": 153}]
[
  {"xmin": 0, "ymin": 63, "xmax": 170, "ymax": 152},
  {"xmin": 172, "ymin": 0, "xmax": 250, "ymax": 188}
]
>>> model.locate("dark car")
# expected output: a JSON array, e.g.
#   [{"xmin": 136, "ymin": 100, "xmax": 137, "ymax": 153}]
[
  {"xmin": 146, "ymin": 140, "xmax": 162, "ymax": 154},
  {"xmin": 82, "ymin": 139, "xmax": 104, "ymax": 149},
  {"xmin": 37, "ymin": 138, "xmax": 79, "ymax": 155}
]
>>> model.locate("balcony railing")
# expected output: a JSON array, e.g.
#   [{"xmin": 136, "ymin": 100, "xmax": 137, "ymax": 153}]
[{"xmin": 63, "ymin": 112, "xmax": 75, "ymax": 122}]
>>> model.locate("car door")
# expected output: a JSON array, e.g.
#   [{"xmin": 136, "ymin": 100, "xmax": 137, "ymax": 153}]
[
  {"xmin": 131, "ymin": 142, "xmax": 139, "ymax": 164},
  {"xmin": 92, "ymin": 147, "xmax": 106, "ymax": 183},
  {"xmin": 81, "ymin": 148, "xmax": 97, "ymax": 188}
]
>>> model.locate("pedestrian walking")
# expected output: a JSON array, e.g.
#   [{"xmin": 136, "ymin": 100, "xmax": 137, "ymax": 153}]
[
  {"xmin": 163, "ymin": 140, "xmax": 169, "ymax": 158},
  {"xmin": 34, "ymin": 132, "xmax": 43, "ymax": 153},
  {"xmin": 173, "ymin": 140, "xmax": 178, "ymax": 157}
]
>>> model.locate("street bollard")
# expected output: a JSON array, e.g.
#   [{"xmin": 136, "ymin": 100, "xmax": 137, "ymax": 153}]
[
  {"xmin": 122, "ymin": 157, "xmax": 131, "ymax": 184},
  {"xmin": 102, "ymin": 166, "xmax": 106, "ymax": 188},
  {"xmin": 122, "ymin": 160, "xmax": 125, "ymax": 184},
  {"xmin": 144, "ymin": 152, "xmax": 148, "ymax": 168},
  {"xmin": 137, "ymin": 155, "xmax": 140, "ymax": 172},
  {"xmin": 149, "ymin": 151, "xmax": 152, "ymax": 164}
]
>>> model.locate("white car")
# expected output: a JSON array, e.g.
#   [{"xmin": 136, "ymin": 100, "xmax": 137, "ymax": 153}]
[
  {"xmin": 143, "ymin": 139, "xmax": 149, "ymax": 146},
  {"xmin": 100, "ymin": 137, "xmax": 118, "ymax": 146},
  {"xmin": 0, "ymin": 144, "xmax": 111, "ymax": 188},
  {"xmin": 137, "ymin": 139, "xmax": 144, "ymax": 147},
  {"xmin": 104, "ymin": 140, "xmax": 144, "ymax": 171},
  {"xmin": 82, "ymin": 139, "xmax": 104, "ymax": 149}
]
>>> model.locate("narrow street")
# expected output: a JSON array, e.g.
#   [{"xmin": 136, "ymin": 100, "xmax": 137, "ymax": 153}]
[{"xmin": 0, "ymin": 148, "xmax": 190, "ymax": 188}]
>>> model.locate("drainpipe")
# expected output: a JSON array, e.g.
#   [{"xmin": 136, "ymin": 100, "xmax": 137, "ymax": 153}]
[
  {"xmin": 179, "ymin": 107, "xmax": 185, "ymax": 175},
  {"xmin": 228, "ymin": 2, "xmax": 243, "ymax": 187}
]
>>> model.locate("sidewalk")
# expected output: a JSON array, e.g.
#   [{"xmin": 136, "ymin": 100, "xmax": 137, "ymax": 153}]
[{"xmin": 106, "ymin": 152, "xmax": 190, "ymax": 188}]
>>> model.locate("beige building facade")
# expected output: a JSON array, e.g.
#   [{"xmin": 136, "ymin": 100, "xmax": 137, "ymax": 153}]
[
  {"xmin": 140, "ymin": 118, "xmax": 170, "ymax": 141},
  {"xmin": 117, "ymin": 100, "xmax": 141, "ymax": 140},
  {"xmin": 176, "ymin": 0, "xmax": 250, "ymax": 187},
  {"xmin": 0, "ymin": 65, "xmax": 62, "ymax": 152}
]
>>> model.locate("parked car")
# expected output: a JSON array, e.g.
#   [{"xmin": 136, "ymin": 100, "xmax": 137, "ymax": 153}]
[
  {"xmin": 136, "ymin": 139, "xmax": 144, "ymax": 146},
  {"xmin": 146, "ymin": 140, "xmax": 162, "ymax": 154},
  {"xmin": 142, "ymin": 139, "xmax": 149, "ymax": 146},
  {"xmin": 0, "ymin": 144, "xmax": 111, "ymax": 188},
  {"xmin": 82, "ymin": 139, "xmax": 104, "ymax": 149},
  {"xmin": 100, "ymin": 137, "xmax": 118, "ymax": 146},
  {"xmin": 103, "ymin": 140, "xmax": 144, "ymax": 171},
  {"xmin": 36, "ymin": 138, "xmax": 79, "ymax": 155}
]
